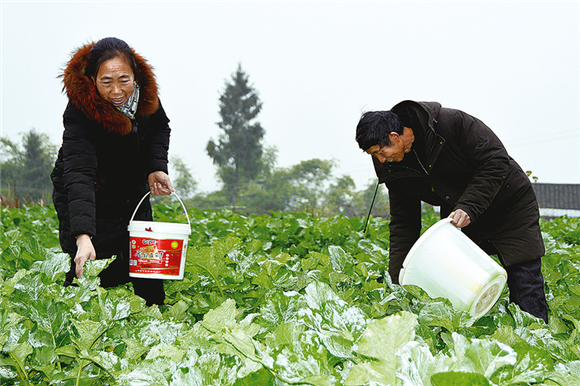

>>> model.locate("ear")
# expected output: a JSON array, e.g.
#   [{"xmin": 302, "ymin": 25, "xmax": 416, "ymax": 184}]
[{"xmin": 388, "ymin": 132, "xmax": 400, "ymax": 143}]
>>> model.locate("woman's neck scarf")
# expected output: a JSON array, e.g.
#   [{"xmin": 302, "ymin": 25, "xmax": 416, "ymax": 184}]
[{"xmin": 116, "ymin": 82, "xmax": 140, "ymax": 119}]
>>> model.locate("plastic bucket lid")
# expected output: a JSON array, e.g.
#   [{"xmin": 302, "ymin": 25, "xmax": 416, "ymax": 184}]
[
  {"xmin": 399, "ymin": 218, "xmax": 507, "ymax": 318},
  {"xmin": 128, "ymin": 192, "xmax": 191, "ymax": 280}
]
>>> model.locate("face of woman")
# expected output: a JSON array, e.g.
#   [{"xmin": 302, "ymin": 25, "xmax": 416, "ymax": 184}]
[{"xmin": 93, "ymin": 56, "xmax": 135, "ymax": 106}]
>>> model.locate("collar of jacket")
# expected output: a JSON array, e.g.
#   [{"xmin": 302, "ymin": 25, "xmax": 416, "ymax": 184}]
[
  {"xmin": 61, "ymin": 42, "xmax": 159, "ymax": 136},
  {"xmin": 373, "ymin": 157, "xmax": 425, "ymax": 184},
  {"xmin": 392, "ymin": 100, "xmax": 446, "ymax": 174},
  {"xmin": 374, "ymin": 101, "xmax": 447, "ymax": 183}
]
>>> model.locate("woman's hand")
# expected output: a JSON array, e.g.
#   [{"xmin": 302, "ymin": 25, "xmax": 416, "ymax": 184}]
[
  {"xmin": 148, "ymin": 171, "xmax": 174, "ymax": 196},
  {"xmin": 75, "ymin": 234, "xmax": 96, "ymax": 278},
  {"xmin": 448, "ymin": 209, "xmax": 471, "ymax": 228}
]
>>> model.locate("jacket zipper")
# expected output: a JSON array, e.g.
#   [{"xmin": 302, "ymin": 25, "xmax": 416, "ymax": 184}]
[{"xmin": 413, "ymin": 149, "xmax": 429, "ymax": 176}]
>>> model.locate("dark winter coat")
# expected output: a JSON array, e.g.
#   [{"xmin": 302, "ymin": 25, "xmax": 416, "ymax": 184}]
[
  {"xmin": 51, "ymin": 42, "xmax": 171, "ymax": 256},
  {"xmin": 373, "ymin": 100, "xmax": 544, "ymax": 284}
]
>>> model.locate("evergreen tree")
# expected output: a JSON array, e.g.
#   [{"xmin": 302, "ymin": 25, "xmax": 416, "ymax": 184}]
[{"xmin": 207, "ymin": 64, "xmax": 265, "ymax": 211}]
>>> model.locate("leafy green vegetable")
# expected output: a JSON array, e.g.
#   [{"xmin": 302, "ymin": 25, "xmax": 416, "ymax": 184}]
[{"xmin": 3, "ymin": 204, "xmax": 580, "ymax": 385}]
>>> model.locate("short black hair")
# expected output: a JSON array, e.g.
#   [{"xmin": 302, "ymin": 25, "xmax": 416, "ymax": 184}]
[
  {"xmin": 355, "ymin": 111, "xmax": 403, "ymax": 151},
  {"xmin": 86, "ymin": 37, "xmax": 137, "ymax": 80}
]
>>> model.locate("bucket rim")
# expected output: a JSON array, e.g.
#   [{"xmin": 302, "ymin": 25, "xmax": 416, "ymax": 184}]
[
  {"xmin": 128, "ymin": 220, "xmax": 191, "ymax": 235},
  {"xmin": 468, "ymin": 273, "xmax": 507, "ymax": 318}
]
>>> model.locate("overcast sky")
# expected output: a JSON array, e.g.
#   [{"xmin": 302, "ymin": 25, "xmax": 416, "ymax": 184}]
[{"xmin": 2, "ymin": 1, "xmax": 579, "ymax": 193}]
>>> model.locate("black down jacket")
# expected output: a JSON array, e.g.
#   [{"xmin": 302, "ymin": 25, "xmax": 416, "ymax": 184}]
[{"xmin": 51, "ymin": 42, "xmax": 171, "ymax": 256}]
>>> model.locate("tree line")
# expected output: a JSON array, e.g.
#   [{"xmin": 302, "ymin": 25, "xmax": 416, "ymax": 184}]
[
  {"xmin": 0, "ymin": 130, "xmax": 57, "ymax": 207},
  {"xmin": 0, "ymin": 64, "xmax": 389, "ymax": 218}
]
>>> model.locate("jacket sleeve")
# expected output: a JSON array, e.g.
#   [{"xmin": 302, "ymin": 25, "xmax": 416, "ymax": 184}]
[
  {"xmin": 449, "ymin": 110, "xmax": 511, "ymax": 222},
  {"xmin": 387, "ymin": 186, "xmax": 422, "ymax": 284},
  {"xmin": 61, "ymin": 106, "xmax": 98, "ymax": 238},
  {"xmin": 143, "ymin": 100, "xmax": 171, "ymax": 176}
]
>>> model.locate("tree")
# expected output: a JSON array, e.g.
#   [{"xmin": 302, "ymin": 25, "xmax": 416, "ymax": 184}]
[
  {"xmin": 350, "ymin": 180, "xmax": 390, "ymax": 219},
  {"xmin": 170, "ymin": 155, "xmax": 197, "ymax": 200},
  {"xmin": 284, "ymin": 159, "xmax": 335, "ymax": 214},
  {"xmin": 0, "ymin": 129, "xmax": 57, "ymax": 205},
  {"xmin": 241, "ymin": 158, "xmax": 346, "ymax": 216},
  {"xmin": 326, "ymin": 175, "xmax": 357, "ymax": 216},
  {"xmin": 206, "ymin": 64, "xmax": 266, "ymax": 211}
]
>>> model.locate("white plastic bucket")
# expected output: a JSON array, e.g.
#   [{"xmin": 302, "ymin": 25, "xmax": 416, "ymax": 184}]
[
  {"xmin": 399, "ymin": 218, "xmax": 507, "ymax": 318},
  {"xmin": 127, "ymin": 192, "xmax": 191, "ymax": 280}
]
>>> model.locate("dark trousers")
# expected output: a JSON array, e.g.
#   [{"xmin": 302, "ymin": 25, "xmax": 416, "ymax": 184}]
[{"xmin": 504, "ymin": 258, "xmax": 549, "ymax": 323}]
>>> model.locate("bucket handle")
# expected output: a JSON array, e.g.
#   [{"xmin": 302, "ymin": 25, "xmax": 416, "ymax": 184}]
[{"xmin": 130, "ymin": 191, "xmax": 191, "ymax": 227}]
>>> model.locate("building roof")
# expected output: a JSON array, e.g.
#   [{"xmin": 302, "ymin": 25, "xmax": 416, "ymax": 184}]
[{"xmin": 532, "ymin": 183, "xmax": 580, "ymax": 210}]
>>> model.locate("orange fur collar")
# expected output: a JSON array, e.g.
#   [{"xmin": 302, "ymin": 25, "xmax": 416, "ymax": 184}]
[{"xmin": 61, "ymin": 42, "xmax": 159, "ymax": 135}]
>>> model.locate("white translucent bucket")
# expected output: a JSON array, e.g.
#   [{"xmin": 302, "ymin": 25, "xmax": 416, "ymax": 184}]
[
  {"xmin": 127, "ymin": 192, "xmax": 191, "ymax": 280},
  {"xmin": 399, "ymin": 218, "xmax": 507, "ymax": 318}
]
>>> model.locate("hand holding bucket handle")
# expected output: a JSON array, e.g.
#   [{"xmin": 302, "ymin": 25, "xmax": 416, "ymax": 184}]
[
  {"xmin": 130, "ymin": 191, "xmax": 191, "ymax": 227},
  {"xmin": 148, "ymin": 171, "xmax": 174, "ymax": 196},
  {"xmin": 448, "ymin": 208, "xmax": 471, "ymax": 228}
]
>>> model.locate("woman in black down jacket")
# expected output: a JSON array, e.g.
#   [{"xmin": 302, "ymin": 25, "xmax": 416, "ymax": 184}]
[{"xmin": 51, "ymin": 37, "xmax": 173, "ymax": 306}]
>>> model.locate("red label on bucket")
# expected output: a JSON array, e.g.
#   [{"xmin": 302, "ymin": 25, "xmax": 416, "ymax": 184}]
[{"xmin": 129, "ymin": 237, "xmax": 184, "ymax": 276}]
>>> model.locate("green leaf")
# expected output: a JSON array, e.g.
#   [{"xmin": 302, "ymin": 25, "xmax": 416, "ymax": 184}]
[
  {"xmin": 55, "ymin": 345, "xmax": 77, "ymax": 358},
  {"xmin": 490, "ymin": 325, "xmax": 527, "ymax": 347},
  {"xmin": 165, "ymin": 300, "xmax": 190, "ymax": 321},
  {"xmin": 12, "ymin": 271, "xmax": 48, "ymax": 302},
  {"xmin": 299, "ymin": 282, "xmax": 367, "ymax": 359},
  {"xmin": 0, "ymin": 308, "xmax": 24, "ymax": 348},
  {"xmin": 122, "ymin": 338, "xmax": 148, "ymax": 361},
  {"xmin": 200, "ymin": 298, "xmax": 238, "ymax": 333},
  {"xmin": 355, "ymin": 311, "xmax": 417, "ymax": 362},
  {"xmin": 103, "ymin": 296, "xmax": 132, "ymax": 321},
  {"xmin": 31, "ymin": 362, "xmax": 56, "ymax": 382},
  {"xmin": 29, "ymin": 249, "xmax": 69, "ymax": 282},
  {"xmin": 76, "ymin": 258, "xmax": 112, "ymax": 290},
  {"xmin": 303, "ymin": 280, "xmax": 342, "ymax": 311},
  {"xmin": 395, "ymin": 338, "xmax": 454, "ymax": 385},
  {"xmin": 117, "ymin": 357, "xmax": 176, "ymax": 385},
  {"xmin": 496, "ymin": 343, "xmax": 554, "ymax": 384},
  {"xmin": 344, "ymin": 361, "xmax": 393, "ymax": 386},
  {"xmin": 347, "ymin": 312, "xmax": 418, "ymax": 385},
  {"xmin": 70, "ymin": 319, "xmax": 107, "ymax": 353},
  {"xmin": 234, "ymin": 367, "xmax": 275, "ymax": 386},
  {"xmin": 146, "ymin": 343, "xmax": 185, "ymax": 362},
  {"xmin": 222, "ymin": 328, "xmax": 259, "ymax": 362},
  {"xmin": 431, "ymin": 371, "xmax": 491, "ymax": 386},
  {"xmin": 262, "ymin": 332, "xmax": 338, "ymax": 385},
  {"xmin": 418, "ymin": 301, "xmax": 472, "ymax": 333},
  {"xmin": 544, "ymin": 360, "xmax": 580, "ymax": 385},
  {"xmin": 445, "ymin": 332, "xmax": 516, "ymax": 378},
  {"xmin": 91, "ymin": 350, "xmax": 123, "ymax": 374},
  {"xmin": 7, "ymin": 341, "xmax": 33, "ymax": 371},
  {"xmin": 328, "ymin": 245, "xmax": 355, "ymax": 273},
  {"xmin": 189, "ymin": 236, "xmax": 242, "ymax": 297},
  {"xmin": 266, "ymin": 321, "xmax": 305, "ymax": 348},
  {"xmin": 12, "ymin": 294, "xmax": 70, "ymax": 351}
]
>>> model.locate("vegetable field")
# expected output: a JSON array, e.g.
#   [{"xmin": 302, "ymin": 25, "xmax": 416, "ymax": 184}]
[{"xmin": 2, "ymin": 203, "xmax": 580, "ymax": 385}]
